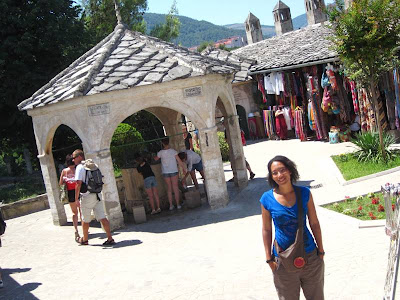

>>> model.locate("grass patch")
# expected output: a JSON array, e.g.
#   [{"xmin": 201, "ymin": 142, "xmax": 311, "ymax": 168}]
[
  {"xmin": 332, "ymin": 153, "xmax": 400, "ymax": 181},
  {"xmin": 0, "ymin": 178, "xmax": 46, "ymax": 204},
  {"xmin": 324, "ymin": 192, "xmax": 391, "ymax": 220}
]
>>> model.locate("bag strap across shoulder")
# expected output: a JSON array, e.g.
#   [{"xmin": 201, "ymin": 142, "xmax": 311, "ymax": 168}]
[
  {"xmin": 294, "ymin": 186, "xmax": 304, "ymax": 237},
  {"xmin": 274, "ymin": 185, "xmax": 305, "ymax": 253}
]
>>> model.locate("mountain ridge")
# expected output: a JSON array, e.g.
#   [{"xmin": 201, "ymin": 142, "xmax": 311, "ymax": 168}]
[{"xmin": 143, "ymin": 13, "xmax": 307, "ymax": 48}]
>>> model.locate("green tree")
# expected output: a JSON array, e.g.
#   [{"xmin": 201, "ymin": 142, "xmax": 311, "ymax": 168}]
[
  {"xmin": 149, "ymin": 0, "xmax": 180, "ymax": 42},
  {"xmin": 327, "ymin": 0, "xmax": 400, "ymax": 160},
  {"xmin": 111, "ymin": 123, "xmax": 144, "ymax": 168},
  {"xmin": 83, "ymin": 0, "xmax": 147, "ymax": 43},
  {"xmin": 0, "ymin": 0, "xmax": 90, "ymax": 170},
  {"xmin": 197, "ymin": 41, "xmax": 215, "ymax": 53}
]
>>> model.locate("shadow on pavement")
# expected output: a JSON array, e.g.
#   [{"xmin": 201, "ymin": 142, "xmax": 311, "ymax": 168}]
[
  {"xmin": 115, "ymin": 177, "xmax": 318, "ymax": 235},
  {"xmin": 0, "ymin": 268, "xmax": 41, "ymax": 300},
  {"xmin": 97, "ymin": 239, "xmax": 143, "ymax": 249}
]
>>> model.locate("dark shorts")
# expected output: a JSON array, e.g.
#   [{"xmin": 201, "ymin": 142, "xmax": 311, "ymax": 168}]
[
  {"xmin": 163, "ymin": 172, "xmax": 178, "ymax": 178},
  {"xmin": 67, "ymin": 189, "xmax": 75, "ymax": 203},
  {"xmin": 192, "ymin": 160, "xmax": 203, "ymax": 172}
]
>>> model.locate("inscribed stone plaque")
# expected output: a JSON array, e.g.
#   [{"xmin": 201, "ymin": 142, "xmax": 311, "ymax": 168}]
[
  {"xmin": 88, "ymin": 103, "xmax": 110, "ymax": 116},
  {"xmin": 184, "ymin": 86, "xmax": 202, "ymax": 98}
]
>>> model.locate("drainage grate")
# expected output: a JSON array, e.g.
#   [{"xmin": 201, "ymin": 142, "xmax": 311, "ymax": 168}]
[{"xmin": 309, "ymin": 183, "xmax": 323, "ymax": 189}]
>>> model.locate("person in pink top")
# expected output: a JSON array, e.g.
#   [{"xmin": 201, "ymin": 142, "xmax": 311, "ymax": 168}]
[{"xmin": 59, "ymin": 154, "xmax": 80, "ymax": 239}]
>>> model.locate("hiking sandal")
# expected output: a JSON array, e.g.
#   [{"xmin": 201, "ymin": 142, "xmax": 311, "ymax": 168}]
[
  {"xmin": 102, "ymin": 239, "xmax": 116, "ymax": 246},
  {"xmin": 74, "ymin": 231, "xmax": 80, "ymax": 239},
  {"xmin": 75, "ymin": 237, "xmax": 88, "ymax": 245}
]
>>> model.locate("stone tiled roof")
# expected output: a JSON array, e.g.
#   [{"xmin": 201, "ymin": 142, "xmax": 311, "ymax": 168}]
[
  {"xmin": 273, "ymin": 1, "xmax": 290, "ymax": 11},
  {"xmin": 245, "ymin": 12, "xmax": 259, "ymax": 23},
  {"xmin": 18, "ymin": 24, "xmax": 239, "ymax": 111},
  {"xmin": 201, "ymin": 47, "xmax": 256, "ymax": 83},
  {"xmin": 232, "ymin": 23, "xmax": 337, "ymax": 74}
]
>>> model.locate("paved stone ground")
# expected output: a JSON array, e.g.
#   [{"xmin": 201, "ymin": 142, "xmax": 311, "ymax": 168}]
[{"xmin": 0, "ymin": 139, "xmax": 395, "ymax": 299}]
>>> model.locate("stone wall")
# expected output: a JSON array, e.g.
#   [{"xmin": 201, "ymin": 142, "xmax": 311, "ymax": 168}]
[
  {"xmin": 121, "ymin": 164, "xmax": 177, "ymax": 213},
  {"xmin": 1, "ymin": 194, "xmax": 49, "ymax": 220}
]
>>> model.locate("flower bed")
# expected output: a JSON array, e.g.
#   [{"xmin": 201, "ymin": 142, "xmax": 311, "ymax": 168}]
[{"xmin": 324, "ymin": 192, "xmax": 393, "ymax": 220}]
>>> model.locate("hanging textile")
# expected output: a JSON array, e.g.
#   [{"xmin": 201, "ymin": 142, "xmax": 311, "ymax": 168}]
[
  {"xmin": 358, "ymin": 88, "xmax": 376, "ymax": 132},
  {"xmin": 294, "ymin": 108, "xmax": 307, "ymax": 141},
  {"xmin": 308, "ymin": 100, "xmax": 316, "ymax": 131},
  {"xmin": 296, "ymin": 70, "xmax": 307, "ymax": 109},
  {"xmin": 283, "ymin": 107, "xmax": 292, "ymax": 130},
  {"xmin": 263, "ymin": 110, "xmax": 275, "ymax": 139},
  {"xmin": 275, "ymin": 110, "xmax": 288, "ymax": 140},
  {"xmin": 336, "ymin": 74, "xmax": 352, "ymax": 123},
  {"xmin": 349, "ymin": 81, "xmax": 359, "ymax": 113},
  {"xmin": 264, "ymin": 73, "xmax": 276, "ymax": 94},
  {"xmin": 275, "ymin": 72, "xmax": 285, "ymax": 96},
  {"xmin": 377, "ymin": 95, "xmax": 388, "ymax": 132},
  {"xmin": 308, "ymin": 76, "xmax": 326, "ymax": 140},
  {"xmin": 257, "ymin": 75, "xmax": 267, "ymax": 103},
  {"xmin": 326, "ymin": 69, "xmax": 338, "ymax": 91}
]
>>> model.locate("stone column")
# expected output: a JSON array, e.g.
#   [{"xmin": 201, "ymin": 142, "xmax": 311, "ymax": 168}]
[
  {"xmin": 87, "ymin": 149, "xmax": 124, "ymax": 231},
  {"xmin": 198, "ymin": 126, "xmax": 229, "ymax": 209},
  {"xmin": 38, "ymin": 153, "xmax": 67, "ymax": 226},
  {"xmin": 167, "ymin": 117, "xmax": 185, "ymax": 152},
  {"xmin": 226, "ymin": 115, "xmax": 248, "ymax": 189}
]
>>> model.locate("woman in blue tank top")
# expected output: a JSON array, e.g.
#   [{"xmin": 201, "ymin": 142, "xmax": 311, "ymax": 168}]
[{"xmin": 260, "ymin": 155, "xmax": 325, "ymax": 300}]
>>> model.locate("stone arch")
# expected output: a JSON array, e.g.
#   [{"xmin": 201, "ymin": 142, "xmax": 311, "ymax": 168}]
[
  {"xmin": 214, "ymin": 91, "xmax": 247, "ymax": 188},
  {"xmin": 52, "ymin": 124, "xmax": 83, "ymax": 173},
  {"xmin": 40, "ymin": 118, "xmax": 87, "ymax": 157},
  {"xmin": 215, "ymin": 91, "xmax": 236, "ymax": 120},
  {"xmin": 100, "ymin": 102, "xmax": 206, "ymax": 152}
]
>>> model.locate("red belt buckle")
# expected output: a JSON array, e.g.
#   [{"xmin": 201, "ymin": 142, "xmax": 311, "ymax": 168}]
[{"xmin": 294, "ymin": 257, "xmax": 305, "ymax": 268}]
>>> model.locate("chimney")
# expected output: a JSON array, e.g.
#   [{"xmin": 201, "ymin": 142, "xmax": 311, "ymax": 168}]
[
  {"xmin": 304, "ymin": 0, "xmax": 327, "ymax": 25},
  {"xmin": 273, "ymin": 1, "xmax": 294, "ymax": 36},
  {"xmin": 245, "ymin": 12, "xmax": 263, "ymax": 44}
]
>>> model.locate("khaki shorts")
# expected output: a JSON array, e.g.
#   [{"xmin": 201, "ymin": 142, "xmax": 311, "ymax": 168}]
[{"xmin": 80, "ymin": 193, "xmax": 106, "ymax": 223}]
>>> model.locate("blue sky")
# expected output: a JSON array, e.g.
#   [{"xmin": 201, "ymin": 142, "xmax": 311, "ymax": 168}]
[{"xmin": 147, "ymin": 0, "xmax": 335, "ymax": 26}]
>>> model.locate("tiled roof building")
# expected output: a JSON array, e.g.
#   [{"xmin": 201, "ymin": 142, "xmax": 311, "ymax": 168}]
[
  {"xmin": 18, "ymin": 24, "xmax": 239, "ymax": 111},
  {"xmin": 233, "ymin": 23, "xmax": 337, "ymax": 74}
]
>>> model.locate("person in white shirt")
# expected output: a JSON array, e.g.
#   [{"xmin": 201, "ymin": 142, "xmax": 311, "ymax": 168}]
[
  {"xmin": 154, "ymin": 138, "xmax": 186, "ymax": 210},
  {"xmin": 73, "ymin": 149, "xmax": 115, "ymax": 246},
  {"xmin": 178, "ymin": 150, "xmax": 205, "ymax": 190}
]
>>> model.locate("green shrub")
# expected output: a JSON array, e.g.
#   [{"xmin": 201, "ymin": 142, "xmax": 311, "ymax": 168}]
[
  {"xmin": 351, "ymin": 131, "xmax": 397, "ymax": 162},
  {"xmin": 218, "ymin": 132, "xmax": 230, "ymax": 162},
  {"xmin": 0, "ymin": 176, "xmax": 45, "ymax": 204},
  {"xmin": 111, "ymin": 123, "xmax": 145, "ymax": 168}
]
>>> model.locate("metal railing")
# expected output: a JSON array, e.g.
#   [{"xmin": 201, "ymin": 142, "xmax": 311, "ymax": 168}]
[{"xmin": 383, "ymin": 183, "xmax": 400, "ymax": 300}]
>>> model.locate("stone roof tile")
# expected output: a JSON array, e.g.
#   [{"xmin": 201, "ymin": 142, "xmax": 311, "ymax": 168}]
[
  {"xmin": 143, "ymin": 72, "xmax": 164, "ymax": 83},
  {"xmin": 18, "ymin": 24, "xmax": 239, "ymax": 111},
  {"xmin": 233, "ymin": 23, "xmax": 337, "ymax": 73},
  {"xmin": 201, "ymin": 46, "xmax": 255, "ymax": 83}
]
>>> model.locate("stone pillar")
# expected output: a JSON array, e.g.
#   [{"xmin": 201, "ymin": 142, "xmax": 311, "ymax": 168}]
[
  {"xmin": 88, "ymin": 149, "xmax": 124, "ymax": 231},
  {"xmin": 226, "ymin": 116, "xmax": 248, "ymax": 188},
  {"xmin": 38, "ymin": 153, "xmax": 67, "ymax": 226},
  {"xmin": 198, "ymin": 126, "xmax": 229, "ymax": 209},
  {"xmin": 166, "ymin": 118, "xmax": 185, "ymax": 152}
]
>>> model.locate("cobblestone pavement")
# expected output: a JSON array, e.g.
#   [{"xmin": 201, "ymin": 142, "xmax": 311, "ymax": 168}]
[{"xmin": 0, "ymin": 139, "xmax": 394, "ymax": 299}]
